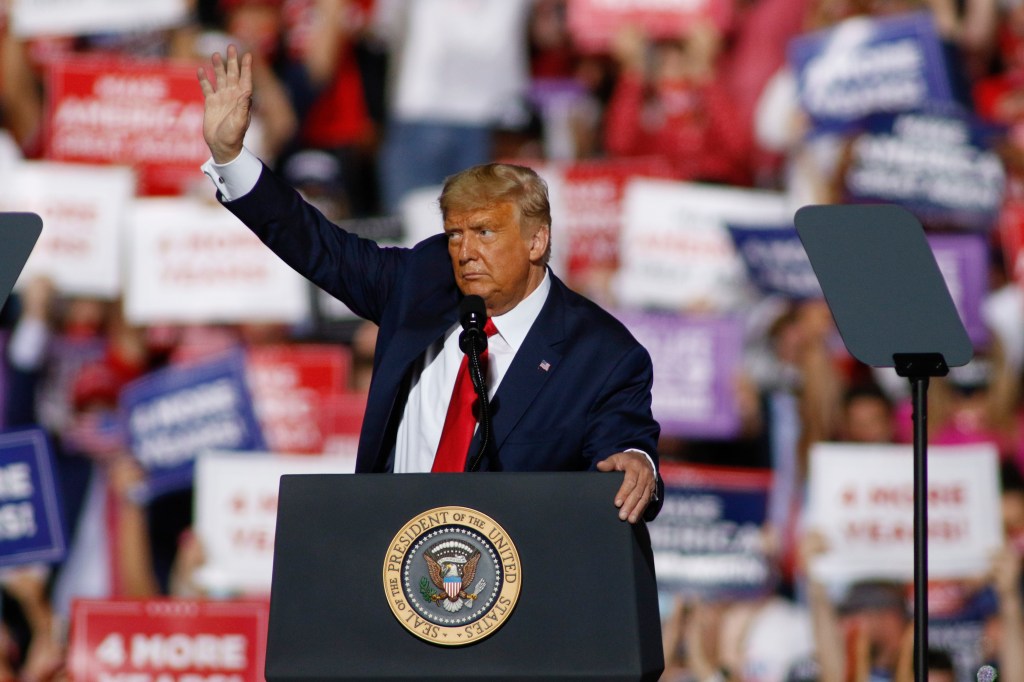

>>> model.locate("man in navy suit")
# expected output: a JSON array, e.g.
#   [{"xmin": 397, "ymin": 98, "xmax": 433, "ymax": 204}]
[{"xmin": 198, "ymin": 46, "xmax": 663, "ymax": 522}]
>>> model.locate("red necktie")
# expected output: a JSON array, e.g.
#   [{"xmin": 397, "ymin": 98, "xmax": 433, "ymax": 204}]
[{"xmin": 432, "ymin": 319, "xmax": 498, "ymax": 472}]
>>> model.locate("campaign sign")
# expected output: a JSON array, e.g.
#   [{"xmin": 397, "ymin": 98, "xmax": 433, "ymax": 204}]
[
  {"xmin": 929, "ymin": 617, "xmax": 989, "ymax": 682},
  {"xmin": 12, "ymin": 0, "xmax": 189, "ymax": 38},
  {"xmin": 807, "ymin": 442, "xmax": 1002, "ymax": 583},
  {"xmin": 68, "ymin": 599, "xmax": 268, "ymax": 682},
  {"xmin": 120, "ymin": 352, "xmax": 266, "ymax": 498},
  {"xmin": 615, "ymin": 311, "xmax": 743, "ymax": 439},
  {"xmin": 727, "ymin": 223, "xmax": 822, "ymax": 300},
  {"xmin": 567, "ymin": 0, "xmax": 735, "ymax": 53},
  {"xmin": 927, "ymin": 233, "xmax": 988, "ymax": 347},
  {"xmin": 788, "ymin": 12, "xmax": 957, "ymax": 132},
  {"xmin": 999, "ymin": 196, "xmax": 1024, "ymax": 284},
  {"xmin": 246, "ymin": 345, "xmax": 351, "ymax": 455},
  {"xmin": 194, "ymin": 451, "xmax": 356, "ymax": 595},
  {"xmin": 318, "ymin": 392, "xmax": 368, "ymax": 457},
  {"xmin": 650, "ymin": 463, "xmax": 774, "ymax": 598},
  {"xmin": 560, "ymin": 157, "xmax": 675, "ymax": 286},
  {"xmin": 44, "ymin": 56, "xmax": 208, "ymax": 196},
  {"xmin": 0, "ymin": 160, "xmax": 134, "ymax": 298},
  {"xmin": 0, "ymin": 429, "xmax": 66, "ymax": 567},
  {"xmin": 124, "ymin": 198, "xmax": 311, "ymax": 325},
  {"xmin": 616, "ymin": 178, "xmax": 789, "ymax": 311},
  {"xmin": 843, "ymin": 109, "xmax": 1006, "ymax": 231}
]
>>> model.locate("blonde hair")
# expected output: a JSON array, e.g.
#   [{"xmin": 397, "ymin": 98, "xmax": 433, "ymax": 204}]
[{"xmin": 439, "ymin": 163, "xmax": 552, "ymax": 263}]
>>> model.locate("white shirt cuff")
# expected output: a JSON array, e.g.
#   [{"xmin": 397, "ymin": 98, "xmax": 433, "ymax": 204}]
[{"xmin": 200, "ymin": 147, "xmax": 262, "ymax": 202}]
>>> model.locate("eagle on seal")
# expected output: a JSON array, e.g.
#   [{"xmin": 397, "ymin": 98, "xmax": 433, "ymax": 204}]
[{"xmin": 424, "ymin": 541, "xmax": 484, "ymax": 613}]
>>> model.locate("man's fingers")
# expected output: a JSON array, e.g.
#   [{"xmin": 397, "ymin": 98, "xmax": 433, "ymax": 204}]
[
  {"xmin": 614, "ymin": 465, "xmax": 640, "ymax": 506},
  {"xmin": 197, "ymin": 67, "xmax": 214, "ymax": 97},
  {"xmin": 226, "ymin": 44, "xmax": 239, "ymax": 83},
  {"xmin": 599, "ymin": 452, "xmax": 657, "ymax": 523},
  {"xmin": 212, "ymin": 51, "xmax": 226, "ymax": 91},
  {"xmin": 239, "ymin": 51, "xmax": 254, "ymax": 93},
  {"xmin": 615, "ymin": 474, "xmax": 651, "ymax": 523}
]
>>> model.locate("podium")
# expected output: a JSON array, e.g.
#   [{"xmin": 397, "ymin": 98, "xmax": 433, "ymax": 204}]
[{"xmin": 266, "ymin": 472, "xmax": 664, "ymax": 681}]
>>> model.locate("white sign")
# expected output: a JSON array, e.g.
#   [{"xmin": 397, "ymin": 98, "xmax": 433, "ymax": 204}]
[
  {"xmin": 124, "ymin": 198, "xmax": 311, "ymax": 324},
  {"xmin": 807, "ymin": 442, "xmax": 1002, "ymax": 582},
  {"xmin": 615, "ymin": 179, "xmax": 789, "ymax": 311},
  {"xmin": 0, "ymin": 160, "xmax": 134, "ymax": 298},
  {"xmin": 193, "ymin": 451, "xmax": 356, "ymax": 595},
  {"xmin": 11, "ymin": 0, "xmax": 190, "ymax": 38}
]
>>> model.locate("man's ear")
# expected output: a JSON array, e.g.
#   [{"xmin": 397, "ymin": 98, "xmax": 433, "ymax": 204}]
[{"xmin": 528, "ymin": 224, "xmax": 550, "ymax": 263}]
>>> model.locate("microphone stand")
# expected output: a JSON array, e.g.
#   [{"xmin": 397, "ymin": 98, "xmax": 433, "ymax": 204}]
[{"xmin": 464, "ymin": 333, "xmax": 491, "ymax": 472}]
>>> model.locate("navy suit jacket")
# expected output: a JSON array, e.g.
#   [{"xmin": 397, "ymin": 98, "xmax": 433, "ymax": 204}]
[{"xmin": 223, "ymin": 165, "xmax": 663, "ymax": 516}]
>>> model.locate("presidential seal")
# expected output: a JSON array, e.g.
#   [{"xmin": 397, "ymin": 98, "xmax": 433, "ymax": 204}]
[{"xmin": 383, "ymin": 506, "xmax": 521, "ymax": 646}]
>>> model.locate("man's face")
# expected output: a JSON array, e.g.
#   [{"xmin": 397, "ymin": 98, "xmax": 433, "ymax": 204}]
[{"xmin": 444, "ymin": 201, "xmax": 548, "ymax": 317}]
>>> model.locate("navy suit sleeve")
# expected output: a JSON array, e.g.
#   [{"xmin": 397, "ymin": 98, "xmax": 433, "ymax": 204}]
[
  {"xmin": 584, "ymin": 343, "xmax": 663, "ymax": 519},
  {"xmin": 220, "ymin": 163, "xmax": 406, "ymax": 324},
  {"xmin": 583, "ymin": 344, "xmax": 659, "ymax": 465}
]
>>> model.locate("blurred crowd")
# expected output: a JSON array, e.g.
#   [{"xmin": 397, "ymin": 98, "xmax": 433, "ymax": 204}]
[{"xmin": 2, "ymin": 0, "xmax": 1024, "ymax": 680}]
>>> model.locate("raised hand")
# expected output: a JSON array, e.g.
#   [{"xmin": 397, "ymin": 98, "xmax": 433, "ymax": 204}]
[{"xmin": 196, "ymin": 44, "xmax": 253, "ymax": 164}]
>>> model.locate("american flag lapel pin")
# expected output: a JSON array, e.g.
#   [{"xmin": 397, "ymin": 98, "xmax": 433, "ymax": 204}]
[{"xmin": 539, "ymin": 360, "xmax": 551, "ymax": 372}]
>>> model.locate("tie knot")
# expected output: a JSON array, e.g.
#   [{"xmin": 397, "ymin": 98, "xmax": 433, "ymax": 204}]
[{"xmin": 484, "ymin": 319, "xmax": 498, "ymax": 337}]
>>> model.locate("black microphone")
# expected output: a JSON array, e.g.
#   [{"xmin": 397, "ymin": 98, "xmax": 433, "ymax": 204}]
[
  {"xmin": 458, "ymin": 295, "xmax": 488, "ymax": 355},
  {"xmin": 457, "ymin": 295, "xmax": 491, "ymax": 471}
]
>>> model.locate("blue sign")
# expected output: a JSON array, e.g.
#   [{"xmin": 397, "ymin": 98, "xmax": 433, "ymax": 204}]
[
  {"xmin": 843, "ymin": 108, "xmax": 1006, "ymax": 231},
  {"xmin": 120, "ymin": 351, "xmax": 266, "ymax": 499},
  {"xmin": 0, "ymin": 428, "xmax": 67, "ymax": 567},
  {"xmin": 651, "ymin": 464, "xmax": 775, "ymax": 599},
  {"xmin": 788, "ymin": 12, "xmax": 958, "ymax": 132},
  {"xmin": 728, "ymin": 223, "xmax": 822, "ymax": 299}
]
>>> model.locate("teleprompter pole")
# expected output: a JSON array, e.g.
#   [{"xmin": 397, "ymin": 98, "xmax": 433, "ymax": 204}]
[{"xmin": 894, "ymin": 352, "xmax": 948, "ymax": 682}]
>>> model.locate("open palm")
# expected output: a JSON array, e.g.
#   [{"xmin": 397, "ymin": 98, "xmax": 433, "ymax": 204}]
[{"xmin": 196, "ymin": 45, "xmax": 253, "ymax": 164}]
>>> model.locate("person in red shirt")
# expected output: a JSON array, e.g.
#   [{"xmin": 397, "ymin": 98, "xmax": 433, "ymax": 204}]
[{"xmin": 603, "ymin": 22, "xmax": 751, "ymax": 187}]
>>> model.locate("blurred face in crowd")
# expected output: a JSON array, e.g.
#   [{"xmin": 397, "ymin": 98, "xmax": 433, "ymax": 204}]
[
  {"xmin": 1003, "ymin": 488, "xmax": 1024, "ymax": 551},
  {"xmin": 840, "ymin": 607, "xmax": 907, "ymax": 670},
  {"xmin": 444, "ymin": 200, "xmax": 549, "ymax": 317},
  {"xmin": 225, "ymin": 3, "xmax": 282, "ymax": 57},
  {"xmin": 841, "ymin": 394, "xmax": 894, "ymax": 443}
]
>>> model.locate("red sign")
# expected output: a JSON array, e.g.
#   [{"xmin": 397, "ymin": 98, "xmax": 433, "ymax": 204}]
[
  {"xmin": 999, "ymin": 180, "xmax": 1024, "ymax": 285},
  {"xmin": 247, "ymin": 345, "xmax": 352, "ymax": 454},
  {"xmin": 567, "ymin": 0, "xmax": 735, "ymax": 52},
  {"xmin": 68, "ymin": 599, "xmax": 269, "ymax": 682},
  {"xmin": 44, "ymin": 56, "xmax": 209, "ymax": 196},
  {"xmin": 318, "ymin": 392, "xmax": 368, "ymax": 457},
  {"xmin": 562, "ymin": 157, "xmax": 675, "ymax": 286}
]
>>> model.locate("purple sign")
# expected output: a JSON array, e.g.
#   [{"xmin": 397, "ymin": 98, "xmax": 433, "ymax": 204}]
[
  {"xmin": 650, "ymin": 464, "xmax": 775, "ymax": 598},
  {"xmin": 0, "ymin": 428, "xmax": 67, "ymax": 567},
  {"xmin": 844, "ymin": 108, "xmax": 1005, "ymax": 231},
  {"xmin": 615, "ymin": 311, "xmax": 743, "ymax": 439},
  {"xmin": 728, "ymin": 223, "xmax": 822, "ymax": 299},
  {"xmin": 928, "ymin": 233, "xmax": 989, "ymax": 347},
  {"xmin": 120, "ymin": 351, "xmax": 266, "ymax": 498},
  {"xmin": 788, "ymin": 12, "xmax": 957, "ymax": 132}
]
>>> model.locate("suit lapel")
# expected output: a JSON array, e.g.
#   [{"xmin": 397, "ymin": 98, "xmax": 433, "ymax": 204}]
[{"xmin": 484, "ymin": 277, "xmax": 567, "ymax": 457}]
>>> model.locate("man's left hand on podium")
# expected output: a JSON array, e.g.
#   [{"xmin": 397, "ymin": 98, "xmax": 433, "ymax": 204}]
[{"xmin": 596, "ymin": 452, "xmax": 658, "ymax": 524}]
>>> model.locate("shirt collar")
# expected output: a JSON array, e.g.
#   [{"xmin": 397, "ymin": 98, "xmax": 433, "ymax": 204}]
[{"xmin": 490, "ymin": 269, "xmax": 550, "ymax": 353}]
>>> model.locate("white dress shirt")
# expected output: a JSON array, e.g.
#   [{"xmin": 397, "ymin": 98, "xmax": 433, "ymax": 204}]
[{"xmin": 394, "ymin": 272, "xmax": 550, "ymax": 472}]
